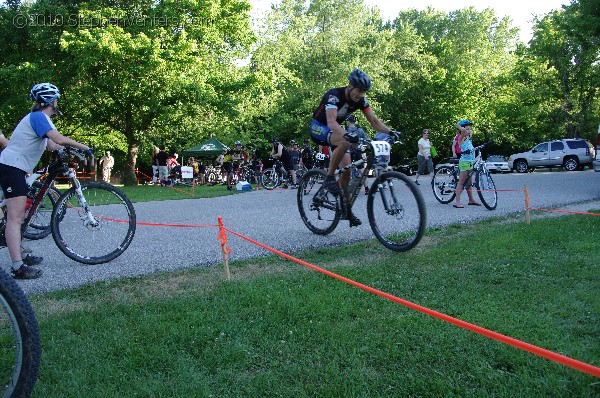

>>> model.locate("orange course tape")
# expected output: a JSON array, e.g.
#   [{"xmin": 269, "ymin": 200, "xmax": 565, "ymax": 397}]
[{"xmin": 222, "ymin": 225, "xmax": 600, "ymax": 379}]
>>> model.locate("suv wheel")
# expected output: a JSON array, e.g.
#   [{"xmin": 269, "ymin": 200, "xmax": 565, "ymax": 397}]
[
  {"xmin": 514, "ymin": 160, "xmax": 528, "ymax": 173},
  {"xmin": 563, "ymin": 157, "xmax": 579, "ymax": 171}
]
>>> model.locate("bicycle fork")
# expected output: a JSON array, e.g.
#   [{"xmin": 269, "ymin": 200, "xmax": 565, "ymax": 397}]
[
  {"xmin": 68, "ymin": 171, "xmax": 100, "ymax": 228},
  {"xmin": 375, "ymin": 174, "xmax": 403, "ymax": 217}
]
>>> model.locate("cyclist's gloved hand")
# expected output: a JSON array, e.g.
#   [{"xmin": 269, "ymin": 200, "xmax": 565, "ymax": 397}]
[
  {"xmin": 343, "ymin": 131, "xmax": 359, "ymax": 143},
  {"xmin": 390, "ymin": 130, "xmax": 401, "ymax": 142}
]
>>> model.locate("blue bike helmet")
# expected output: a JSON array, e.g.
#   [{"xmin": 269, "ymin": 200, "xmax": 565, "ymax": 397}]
[
  {"xmin": 29, "ymin": 83, "xmax": 61, "ymax": 106},
  {"xmin": 458, "ymin": 119, "xmax": 473, "ymax": 127}
]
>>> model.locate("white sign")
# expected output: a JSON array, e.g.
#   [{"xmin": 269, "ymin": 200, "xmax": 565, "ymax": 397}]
[{"xmin": 181, "ymin": 166, "xmax": 194, "ymax": 179}]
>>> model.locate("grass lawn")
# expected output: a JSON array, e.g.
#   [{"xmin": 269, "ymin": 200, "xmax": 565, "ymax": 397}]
[
  {"xmin": 29, "ymin": 213, "xmax": 600, "ymax": 397},
  {"xmin": 55, "ymin": 182, "xmax": 244, "ymax": 202}
]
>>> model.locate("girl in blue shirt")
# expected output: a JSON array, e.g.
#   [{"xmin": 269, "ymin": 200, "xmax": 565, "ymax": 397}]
[{"xmin": 454, "ymin": 120, "xmax": 481, "ymax": 208}]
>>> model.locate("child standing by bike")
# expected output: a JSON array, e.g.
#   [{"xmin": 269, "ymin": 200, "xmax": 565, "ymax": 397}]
[
  {"xmin": 0, "ymin": 83, "xmax": 92, "ymax": 279},
  {"xmin": 454, "ymin": 120, "xmax": 481, "ymax": 208}
]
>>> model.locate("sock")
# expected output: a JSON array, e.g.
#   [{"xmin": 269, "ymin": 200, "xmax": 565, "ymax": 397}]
[{"xmin": 11, "ymin": 260, "xmax": 23, "ymax": 271}]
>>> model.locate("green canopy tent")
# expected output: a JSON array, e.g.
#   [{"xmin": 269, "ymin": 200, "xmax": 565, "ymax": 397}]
[{"xmin": 182, "ymin": 137, "xmax": 229, "ymax": 158}]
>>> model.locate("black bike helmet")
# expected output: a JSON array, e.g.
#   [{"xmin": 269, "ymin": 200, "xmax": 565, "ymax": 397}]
[
  {"xmin": 348, "ymin": 68, "xmax": 372, "ymax": 91},
  {"xmin": 272, "ymin": 136, "xmax": 279, "ymax": 144}
]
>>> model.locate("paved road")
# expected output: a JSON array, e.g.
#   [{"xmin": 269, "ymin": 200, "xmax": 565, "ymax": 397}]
[{"xmin": 15, "ymin": 169, "xmax": 600, "ymax": 294}]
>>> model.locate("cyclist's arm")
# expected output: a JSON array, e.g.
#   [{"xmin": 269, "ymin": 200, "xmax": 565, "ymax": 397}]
[
  {"xmin": 272, "ymin": 144, "xmax": 283, "ymax": 158},
  {"xmin": 46, "ymin": 130, "xmax": 89, "ymax": 151},
  {"xmin": 363, "ymin": 108, "xmax": 391, "ymax": 134},
  {"xmin": 0, "ymin": 132, "xmax": 8, "ymax": 148},
  {"xmin": 325, "ymin": 107, "xmax": 346, "ymax": 137}
]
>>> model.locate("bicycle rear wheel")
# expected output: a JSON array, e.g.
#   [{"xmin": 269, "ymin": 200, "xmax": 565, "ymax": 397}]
[
  {"xmin": 431, "ymin": 165, "xmax": 457, "ymax": 204},
  {"xmin": 23, "ymin": 183, "xmax": 61, "ymax": 240},
  {"xmin": 367, "ymin": 171, "xmax": 426, "ymax": 252},
  {"xmin": 476, "ymin": 169, "xmax": 498, "ymax": 210},
  {"xmin": 51, "ymin": 181, "xmax": 136, "ymax": 265},
  {"xmin": 0, "ymin": 268, "xmax": 41, "ymax": 398},
  {"xmin": 297, "ymin": 169, "xmax": 341, "ymax": 235},
  {"xmin": 261, "ymin": 169, "xmax": 279, "ymax": 190}
]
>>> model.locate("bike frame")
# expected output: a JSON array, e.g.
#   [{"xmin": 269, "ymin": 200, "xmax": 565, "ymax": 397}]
[{"xmin": 21, "ymin": 148, "xmax": 97, "ymax": 232}]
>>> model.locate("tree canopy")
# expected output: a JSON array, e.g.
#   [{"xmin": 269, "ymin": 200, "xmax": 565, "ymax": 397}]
[{"xmin": 1, "ymin": 0, "xmax": 598, "ymax": 184}]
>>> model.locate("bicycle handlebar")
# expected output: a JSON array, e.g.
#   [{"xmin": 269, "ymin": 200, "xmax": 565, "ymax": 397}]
[
  {"xmin": 462, "ymin": 142, "xmax": 492, "ymax": 155},
  {"xmin": 56, "ymin": 146, "xmax": 95, "ymax": 167}
]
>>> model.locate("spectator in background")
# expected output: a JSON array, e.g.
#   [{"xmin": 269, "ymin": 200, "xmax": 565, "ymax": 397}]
[
  {"xmin": 151, "ymin": 146, "xmax": 159, "ymax": 184},
  {"xmin": 414, "ymin": 129, "xmax": 433, "ymax": 185},
  {"xmin": 270, "ymin": 136, "xmax": 297, "ymax": 188},
  {"xmin": 289, "ymin": 140, "xmax": 301, "ymax": 170},
  {"xmin": 454, "ymin": 120, "xmax": 481, "ymax": 208},
  {"xmin": 99, "ymin": 150, "xmax": 115, "ymax": 183},
  {"xmin": 300, "ymin": 138, "xmax": 314, "ymax": 170},
  {"xmin": 197, "ymin": 158, "xmax": 206, "ymax": 185},
  {"xmin": 156, "ymin": 145, "xmax": 168, "ymax": 183}
]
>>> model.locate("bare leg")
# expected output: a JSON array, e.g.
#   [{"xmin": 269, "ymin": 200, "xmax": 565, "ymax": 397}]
[{"xmin": 5, "ymin": 196, "xmax": 26, "ymax": 266}]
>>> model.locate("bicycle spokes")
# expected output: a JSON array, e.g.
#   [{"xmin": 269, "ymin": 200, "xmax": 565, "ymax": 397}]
[{"xmin": 367, "ymin": 172, "xmax": 426, "ymax": 252}]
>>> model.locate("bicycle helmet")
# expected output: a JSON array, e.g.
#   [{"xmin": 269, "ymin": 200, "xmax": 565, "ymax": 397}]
[
  {"xmin": 348, "ymin": 68, "xmax": 371, "ymax": 91},
  {"xmin": 272, "ymin": 136, "xmax": 279, "ymax": 144},
  {"xmin": 290, "ymin": 139, "xmax": 297, "ymax": 145},
  {"xmin": 234, "ymin": 140, "xmax": 242, "ymax": 146},
  {"xmin": 29, "ymin": 83, "xmax": 61, "ymax": 106},
  {"xmin": 346, "ymin": 115, "xmax": 357, "ymax": 123},
  {"xmin": 458, "ymin": 119, "xmax": 473, "ymax": 127}
]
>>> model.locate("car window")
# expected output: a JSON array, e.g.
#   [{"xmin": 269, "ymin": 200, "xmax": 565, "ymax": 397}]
[
  {"xmin": 551, "ymin": 142, "xmax": 564, "ymax": 151},
  {"xmin": 533, "ymin": 143, "xmax": 548, "ymax": 152},
  {"xmin": 566, "ymin": 140, "xmax": 587, "ymax": 149},
  {"xmin": 487, "ymin": 156, "xmax": 506, "ymax": 162}
]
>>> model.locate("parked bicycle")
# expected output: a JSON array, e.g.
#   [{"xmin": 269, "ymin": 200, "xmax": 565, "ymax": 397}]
[
  {"xmin": 261, "ymin": 158, "xmax": 295, "ymax": 190},
  {"xmin": 0, "ymin": 268, "xmax": 41, "ymax": 397},
  {"xmin": 431, "ymin": 143, "xmax": 498, "ymax": 210},
  {"xmin": 297, "ymin": 136, "xmax": 426, "ymax": 252},
  {"xmin": 1, "ymin": 146, "xmax": 136, "ymax": 265}
]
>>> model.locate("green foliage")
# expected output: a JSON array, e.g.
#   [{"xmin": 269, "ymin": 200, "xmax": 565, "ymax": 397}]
[{"xmin": 0, "ymin": 0, "xmax": 597, "ymax": 176}]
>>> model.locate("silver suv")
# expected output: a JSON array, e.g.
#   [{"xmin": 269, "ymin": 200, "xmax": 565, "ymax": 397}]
[{"xmin": 508, "ymin": 138, "xmax": 595, "ymax": 173}]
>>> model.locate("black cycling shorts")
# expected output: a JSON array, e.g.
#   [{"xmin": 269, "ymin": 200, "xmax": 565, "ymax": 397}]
[{"xmin": 0, "ymin": 164, "xmax": 28, "ymax": 198}]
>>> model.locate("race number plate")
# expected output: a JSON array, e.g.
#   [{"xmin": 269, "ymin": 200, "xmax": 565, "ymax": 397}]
[{"xmin": 371, "ymin": 141, "xmax": 391, "ymax": 157}]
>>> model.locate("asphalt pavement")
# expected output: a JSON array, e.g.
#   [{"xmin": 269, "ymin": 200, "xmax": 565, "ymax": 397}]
[{"xmin": 14, "ymin": 169, "xmax": 600, "ymax": 294}]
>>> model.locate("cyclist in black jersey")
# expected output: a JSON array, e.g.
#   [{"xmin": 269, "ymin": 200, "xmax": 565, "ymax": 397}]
[{"xmin": 309, "ymin": 68, "xmax": 400, "ymax": 226}]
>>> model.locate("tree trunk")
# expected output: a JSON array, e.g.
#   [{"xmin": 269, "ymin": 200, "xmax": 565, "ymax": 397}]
[{"xmin": 123, "ymin": 142, "xmax": 139, "ymax": 186}]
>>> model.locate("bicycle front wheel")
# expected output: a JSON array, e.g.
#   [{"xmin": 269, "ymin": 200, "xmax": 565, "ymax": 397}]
[
  {"xmin": 476, "ymin": 169, "xmax": 498, "ymax": 210},
  {"xmin": 0, "ymin": 268, "xmax": 41, "ymax": 398},
  {"xmin": 23, "ymin": 184, "xmax": 61, "ymax": 240},
  {"xmin": 261, "ymin": 169, "xmax": 279, "ymax": 190},
  {"xmin": 51, "ymin": 181, "xmax": 136, "ymax": 265},
  {"xmin": 431, "ymin": 165, "xmax": 457, "ymax": 204},
  {"xmin": 297, "ymin": 169, "xmax": 341, "ymax": 235},
  {"xmin": 367, "ymin": 171, "xmax": 426, "ymax": 252}
]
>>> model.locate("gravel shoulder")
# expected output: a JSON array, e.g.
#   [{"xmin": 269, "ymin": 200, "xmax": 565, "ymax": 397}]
[{"xmin": 14, "ymin": 170, "xmax": 600, "ymax": 295}]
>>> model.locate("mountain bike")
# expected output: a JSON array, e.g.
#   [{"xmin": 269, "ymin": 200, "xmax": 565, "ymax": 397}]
[
  {"xmin": 297, "ymin": 137, "xmax": 426, "ymax": 252},
  {"xmin": 431, "ymin": 143, "xmax": 498, "ymax": 210},
  {"xmin": 261, "ymin": 159, "xmax": 295, "ymax": 190},
  {"xmin": 1, "ymin": 146, "xmax": 136, "ymax": 265},
  {"xmin": 0, "ymin": 268, "xmax": 41, "ymax": 397}
]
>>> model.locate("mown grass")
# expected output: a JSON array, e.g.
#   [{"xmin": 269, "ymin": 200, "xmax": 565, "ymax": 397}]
[
  {"xmin": 29, "ymin": 213, "xmax": 600, "ymax": 397},
  {"xmin": 55, "ymin": 183, "xmax": 241, "ymax": 202}
]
